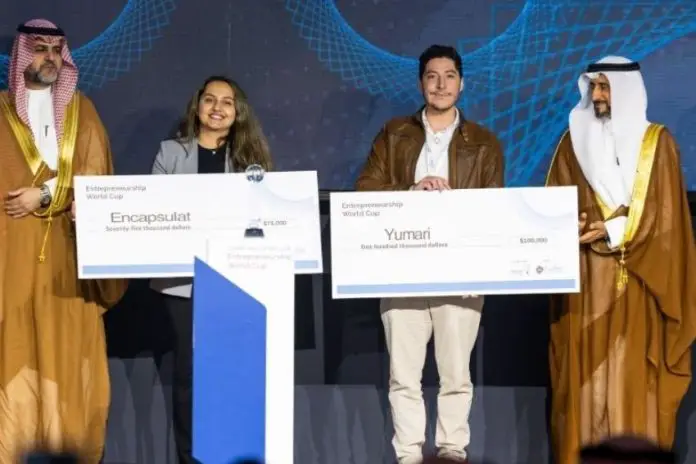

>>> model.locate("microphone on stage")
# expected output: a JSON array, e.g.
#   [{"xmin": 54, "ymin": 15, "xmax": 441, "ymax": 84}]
[{"xmin": 244, "ymin": 163, "xmax": 265, "ymax": 238}]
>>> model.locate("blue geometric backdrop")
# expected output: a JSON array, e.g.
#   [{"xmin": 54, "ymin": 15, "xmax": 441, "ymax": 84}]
[
  {"xmin": 285, "ymin": 0, "xmax": 696, "ymax": 187},
  {"xmin": 2, "ymin": 0, "xmax": 696, "ymax": 190},
  {"xmin": 1, "ymin": 3, "xmax": 696, "ymax": 462},
  {"xmin": 0, "ymin": 0, "xmax": 176, "ymax": 91}
]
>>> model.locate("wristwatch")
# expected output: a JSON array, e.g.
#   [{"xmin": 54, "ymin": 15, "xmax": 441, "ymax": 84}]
[{"xmin": 39, "ymin": 184, "xmax": 52, "ymax": 208}]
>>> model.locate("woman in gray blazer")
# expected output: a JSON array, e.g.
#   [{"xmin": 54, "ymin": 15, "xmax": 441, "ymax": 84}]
[{"xmin": 150, "ymin": 75, "xmax": 273, "ymax": 464}]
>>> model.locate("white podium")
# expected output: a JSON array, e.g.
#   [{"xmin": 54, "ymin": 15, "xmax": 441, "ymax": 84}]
[{"xmin": 193, "ymin": 239, "xmax": 295, "ymax": 464}]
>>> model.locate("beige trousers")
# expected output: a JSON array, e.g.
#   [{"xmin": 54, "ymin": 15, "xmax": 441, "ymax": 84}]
[{"xmin": 381, "ymin": 296, "xmax": 484, "ymax": 464}]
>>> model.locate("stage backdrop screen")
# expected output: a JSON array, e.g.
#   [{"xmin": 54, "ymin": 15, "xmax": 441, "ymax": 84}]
[{"xmin": 2, "ymin": 0, "xmax": 696, "ymax": 190}]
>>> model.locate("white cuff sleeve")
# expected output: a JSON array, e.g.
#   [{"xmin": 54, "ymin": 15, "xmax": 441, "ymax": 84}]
[
  {"xmin": 44, "ymin": 178, "xmax": 57, "ymax": 197},
  {"xmin": 604, "ymin": 216, "xmax": 627, "ymax": 249}
]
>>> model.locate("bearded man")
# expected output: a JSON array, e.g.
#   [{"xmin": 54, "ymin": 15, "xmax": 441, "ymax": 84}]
[
  {"xmin": 0, "ymin": 19, "xmax": 127, "ymax": 462},
  {"xmin": 546, "ymin": 56, "xmax": 696, "ymax": 464}
]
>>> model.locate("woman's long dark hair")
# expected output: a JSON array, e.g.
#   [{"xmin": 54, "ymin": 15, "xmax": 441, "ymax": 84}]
[{"xmin": 175, "ymin": 75, "xmax": 273, "ymax": 171}]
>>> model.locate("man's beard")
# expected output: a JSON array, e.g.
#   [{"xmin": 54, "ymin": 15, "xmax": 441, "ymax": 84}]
[
  {"xmin": 593, "ymin": 101, "xmax": 611, "ymax": 119},
  {"xmin": 24, "ymin": 63, "xmax": 58, "ymax": 86}
]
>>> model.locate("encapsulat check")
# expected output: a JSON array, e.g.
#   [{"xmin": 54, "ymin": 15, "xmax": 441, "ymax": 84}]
[
  {"xmin": 330, "ymin": 187, "xmax": 580, "ymax": 298},
  {"xmin": 74, "ymin": 171, "xmax": 323, "ymax": 278}
]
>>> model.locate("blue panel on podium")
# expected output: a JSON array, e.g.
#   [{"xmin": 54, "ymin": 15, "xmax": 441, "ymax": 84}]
[{"xmin": 192, "ymin": 258, "xmax": 266, "ymax": 464}]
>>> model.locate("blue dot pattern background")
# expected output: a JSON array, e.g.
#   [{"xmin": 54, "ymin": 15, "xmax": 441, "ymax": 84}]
[{"xmin": 1, "ymin": 0, "xmax": 695, "ymax": 190}]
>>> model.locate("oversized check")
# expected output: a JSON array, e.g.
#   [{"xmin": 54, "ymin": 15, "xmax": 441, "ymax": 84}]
[
  {"xmin": 74, "ymin": 171, "xmax": 323, "ymax": 278},
  {"xmin": 330, "ymin": 186, "xmax": 580, "ymax": 298}
]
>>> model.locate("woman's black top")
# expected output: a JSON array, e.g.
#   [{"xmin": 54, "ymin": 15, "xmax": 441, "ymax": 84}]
[{"xmin": 197, "ymin": 144, "xmax": 227, "ymax": 173}]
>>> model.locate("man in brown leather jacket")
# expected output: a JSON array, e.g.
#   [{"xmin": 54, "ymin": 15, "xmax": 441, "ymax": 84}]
[{"xmin": 355, "ymin": 45, "xmax": 505, "ymax": 464}]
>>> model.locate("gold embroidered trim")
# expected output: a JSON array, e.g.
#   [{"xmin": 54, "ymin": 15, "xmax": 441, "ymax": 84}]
[
  {"xmin": 595, "ymin": 123, "xmax": 663, "ymax": 289},
  {"xmin": 0, "ymin": 93, "xmax": 80, "ymax": 262}
]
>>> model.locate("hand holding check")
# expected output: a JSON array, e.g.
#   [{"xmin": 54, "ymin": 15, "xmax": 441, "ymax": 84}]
[
  {"xmin": 578, "ymin": 212, "xmax": 608, "ymax": 244},
  {"xmin": 412, "ymin": 176, "xmax": 450, "ymax": 191}
]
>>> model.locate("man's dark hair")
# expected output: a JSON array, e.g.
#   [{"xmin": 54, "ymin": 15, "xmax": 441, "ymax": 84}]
[{"xmin": 418, "ymin": 45, "xmax": 463, "ymax": 79}]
